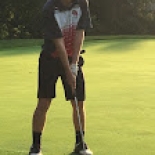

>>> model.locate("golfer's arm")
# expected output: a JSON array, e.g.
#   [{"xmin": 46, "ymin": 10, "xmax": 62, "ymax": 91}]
[
  {"xmin": 72, "ymin": 30, "xmax": 85, "ymax": 64},
  {"xmin": 53, "ymin": 38, "xmax": 71, "ymax": 74}
]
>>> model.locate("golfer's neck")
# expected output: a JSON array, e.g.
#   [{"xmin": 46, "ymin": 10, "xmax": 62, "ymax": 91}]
[{"xmin": 61, "ymin": 0, "xmax": 73, "ymax": 7}]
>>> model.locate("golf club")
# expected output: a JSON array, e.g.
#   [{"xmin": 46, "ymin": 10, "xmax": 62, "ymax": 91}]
[
  {"xmin": 74, "ymin": 92, "xmax": 85, "ymax": 150},
  {"xmin": 74, "ymin": 94, "xmax": 93, "ymax": 155}
]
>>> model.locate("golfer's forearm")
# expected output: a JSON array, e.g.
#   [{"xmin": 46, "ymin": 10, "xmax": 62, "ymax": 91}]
[
  {"xmin": 53, "ymin": 38, "xmax": 71, "ymax": 74},
  {"xmin": 72, "ymin": 30, "xmax": 85, "ymax": 64}
]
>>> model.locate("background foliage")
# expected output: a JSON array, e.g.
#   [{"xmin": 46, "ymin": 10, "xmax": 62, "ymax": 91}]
[{"xmin": 0, "ymin": 0, "xmax": 155, "ymax": 39}]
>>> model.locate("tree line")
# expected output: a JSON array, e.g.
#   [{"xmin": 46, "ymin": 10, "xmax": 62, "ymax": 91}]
[{"xmin": 0, "ymin": 0, "xmax": 155, "ymax": 39}]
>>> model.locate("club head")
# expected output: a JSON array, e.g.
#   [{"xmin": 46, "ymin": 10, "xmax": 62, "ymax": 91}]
[{"xmin": 79, "ymin": 149, "xmax": 93, "ymax": 155}]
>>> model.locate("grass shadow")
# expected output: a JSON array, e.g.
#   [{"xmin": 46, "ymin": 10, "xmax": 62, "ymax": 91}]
[
  {"xmin": 0, "ymin": 39, "xmax": 42, "ymax": 57},
  {"xmin": 0, "ymin": 46, "xmax": 40, "ymax": 57},
  {"xmin": 0, "ymin": 39, "xmax": 42, "ymax": 49},
  {"xmin": 68, "ymin": 152, "xmax": 77, "ymax": 155},
  {"xmin": 84, "ymin": 38, "xmax": 145, "ymax": 54},
  {"xmin": 0, "ymin": 37, "xmax": 153, "ymax": 57}
]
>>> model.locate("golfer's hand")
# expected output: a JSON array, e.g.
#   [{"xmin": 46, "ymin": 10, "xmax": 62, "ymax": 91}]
[
  {"xmin": 70, "ymin": 64, "xmax": 78, "ymax": 76},
  {"xmin": 66, "ymin": 70, "xmax": 76, "ymax": 94}
]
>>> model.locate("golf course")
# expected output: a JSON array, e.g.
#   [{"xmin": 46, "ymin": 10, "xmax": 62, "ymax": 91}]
[{"xmin": 0, "ymin": 36, "xmax": 155, "ymax": 155}]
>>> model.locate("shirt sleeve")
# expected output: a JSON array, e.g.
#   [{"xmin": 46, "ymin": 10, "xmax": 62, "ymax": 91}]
[
  {"xmin": 42, "ymin": 8, "xmax": 63, "ymax": 40},
  {"xmin": 77, "ymin": 0, "xmax": 93, "ymax": 30}
]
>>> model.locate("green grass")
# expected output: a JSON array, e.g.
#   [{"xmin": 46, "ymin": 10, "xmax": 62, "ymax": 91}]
[{"xmin": 0, "ymin": 37, "xmax": 155, "ymax": 155}]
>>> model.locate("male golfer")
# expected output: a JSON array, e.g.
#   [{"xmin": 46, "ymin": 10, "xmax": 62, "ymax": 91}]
[{"xmin": 29, "ymin": 0, "xmax": 92, "ymax": 155}]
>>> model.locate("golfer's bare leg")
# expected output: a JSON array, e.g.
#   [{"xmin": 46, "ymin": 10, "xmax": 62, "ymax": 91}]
[
  {"xmin": 71, "ymin": 100, "xmax": 86, "ymax": 132},
  {"xmin": 33, "ymin": 98, "xmax": 51, "ymax": 132},
  {"xmin": 29, "ymin": 98, "xmax": 51, "ymax": 154}
]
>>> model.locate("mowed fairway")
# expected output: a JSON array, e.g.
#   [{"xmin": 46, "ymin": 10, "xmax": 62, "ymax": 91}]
[{"xmin": 0, "ymin": 38, "xmax": 155, "ymax": 155}]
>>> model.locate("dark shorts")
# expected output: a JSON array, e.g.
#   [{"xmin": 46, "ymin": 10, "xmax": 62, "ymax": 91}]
[{"xmin": 37, "ymin": 53, "xmax": 85, "ymax": 101}]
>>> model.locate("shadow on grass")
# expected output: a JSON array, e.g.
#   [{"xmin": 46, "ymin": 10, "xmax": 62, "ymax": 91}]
[
  {"xmin": 0, "ymin": 46, "xmax": 40, "ymax": 57},
  {"xmin": 0, "ymin": 38, "xmax": 147, "ymax": 57},
  {"xmin": 68, "ymin": 152, "xmax": 77, "ymax": 155},
  {"xmin": 0, "ymin": 39, "xmax": 42, "ymax": 57},
  {"xmin": 84, "ymin": 38, "xmax": 144, "ymax": 54},
  {"xmin": 0, "ymin": 39, "xmax": 42, "ymax": 49}
]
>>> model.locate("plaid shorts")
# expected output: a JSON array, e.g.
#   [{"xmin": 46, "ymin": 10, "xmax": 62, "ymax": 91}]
[{"xmin": 37, "ymin": 53, "xmax": 85, "ymax": 101}]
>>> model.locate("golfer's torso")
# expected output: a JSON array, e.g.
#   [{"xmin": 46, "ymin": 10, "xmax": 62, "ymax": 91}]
[{"xmin": 52, "ymin": 5, "xmax": 82, "ymax": 57}]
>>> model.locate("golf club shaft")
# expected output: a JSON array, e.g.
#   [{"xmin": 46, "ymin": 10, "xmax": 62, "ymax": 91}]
[{"xmin": 74, "ymin": 96, "xmax": 85, "ymax": 150}]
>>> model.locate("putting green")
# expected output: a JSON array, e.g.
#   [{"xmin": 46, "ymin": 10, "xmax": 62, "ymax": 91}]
[{"xmin": 0, "ymin": 38, "xmax": 155, "ymax": 155}]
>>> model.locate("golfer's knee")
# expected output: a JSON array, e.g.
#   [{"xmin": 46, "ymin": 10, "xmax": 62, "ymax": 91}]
[
  {"xmin": 79, "ymin": 102, "xmax": 84, "ymax": 110},
  {"xmin": 35, "ymin": 98, "xmax": 51, "ymax": 114},
  {"xmin": 71, "ymin": 100, "xmax": 84, "ymax": 111}
]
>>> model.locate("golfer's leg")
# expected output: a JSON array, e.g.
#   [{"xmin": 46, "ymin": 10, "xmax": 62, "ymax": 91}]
[
  {"xmin": 34, "ymin": 54, "xmax": 58, "ymax": 132},
  {"xmin": 31, "ymin": 98, "xmax": 52, "ymax": 151},
  {"xmin": 33, "ymin": 98, "xmax": 52, "ymax": 132}
]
